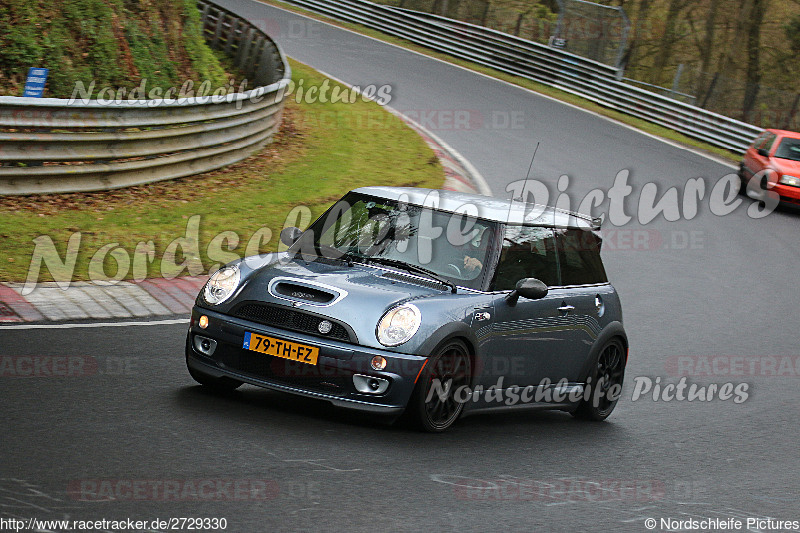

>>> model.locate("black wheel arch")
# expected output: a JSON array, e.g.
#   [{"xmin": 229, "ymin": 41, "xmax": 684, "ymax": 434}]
[
  {"xmin": 416, "ymin": 322, "xmax": 478, "ymax": 358},
  {"xmin": 415, "ymin": 323, "xmax": 479, "ymax": 385},
  {"xmin": 576, "ymin": 321, "xmax": 628, "ymax": 384}
]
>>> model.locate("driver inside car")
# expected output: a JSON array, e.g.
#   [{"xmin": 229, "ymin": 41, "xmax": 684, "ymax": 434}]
[{"xmin": 427, "ymin": 224, "xmax": 489, "ymax": 280}]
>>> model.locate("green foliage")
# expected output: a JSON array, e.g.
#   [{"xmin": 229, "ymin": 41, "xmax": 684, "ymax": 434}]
[
  {"xmin": 0, "ymin": 0, "xmax": 233, "ymax": 98},
  {"xmin": 182, "ymin": 0, "xmax": 228, "ymax": 87}
]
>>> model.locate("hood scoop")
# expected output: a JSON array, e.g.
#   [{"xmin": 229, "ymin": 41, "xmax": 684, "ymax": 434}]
[{"xmin": 269, "ymin": 278, "xmax": 344, "ymax": 306}]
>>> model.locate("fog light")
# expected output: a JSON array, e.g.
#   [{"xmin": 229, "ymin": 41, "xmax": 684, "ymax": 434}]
[
  {"xmin": 199, "ymin": 315, "xmax": 209, "ymax": 329},
  {"xmin": 371, "ymin": 355, "xmax": 387, "ymax": 371},
  {"xmin": 193, "ymin": 335, "xmax": 217, "ymax": 356},
  {"xmin": 352, "ymin": 374, "xmax": 389, "ymax": 394}
]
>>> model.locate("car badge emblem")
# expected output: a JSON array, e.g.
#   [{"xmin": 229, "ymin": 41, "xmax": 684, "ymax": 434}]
[{"xmin": 318, "ymin": 320, "xmax": 333, "ymax": 334}]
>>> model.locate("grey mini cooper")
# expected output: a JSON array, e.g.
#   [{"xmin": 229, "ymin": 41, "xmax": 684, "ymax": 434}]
[{"xmin": 186, "ymin": 187, "xmax": 628, "ymax": 431}]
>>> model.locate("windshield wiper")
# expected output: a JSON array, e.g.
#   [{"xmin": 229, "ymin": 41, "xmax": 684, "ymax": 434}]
[
  {"xmin": 364, "ymin": 257, "xmax": 457, "ymax": 293},
  {"xmin": 303, "ymin": 247, "xmax": 364, "ymax": 267}
]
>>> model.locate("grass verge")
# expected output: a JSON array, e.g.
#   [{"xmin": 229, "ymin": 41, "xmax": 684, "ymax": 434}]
[
  {"xmin": 259, "ymin": 0, "xmax": 741, "ymax": 163},
  {"xmin": 0, "ymin": 59, "xmax": 444, "ymax": 283}
]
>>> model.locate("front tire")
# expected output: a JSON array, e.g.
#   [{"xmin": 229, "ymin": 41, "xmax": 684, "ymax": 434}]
[
  {"xmin": 572, "ymin": 338, "xmax": 626, "ymax": 421},
  {"xmin": 737, "ymin": 164, "xmax": 748, "ymax": 195},
  {"xmin": 407, "ymin": 339, "xmax": 471, "ymax": 432}
]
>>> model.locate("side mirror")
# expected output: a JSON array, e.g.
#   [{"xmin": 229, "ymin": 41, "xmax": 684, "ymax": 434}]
[
  {"xmin": 280, "ymin": 227, "xmax": 303, "ymax": 246},
  {"xmin": 505, "ymin": 278, "xmax": 549, "ymax": 306},
  {"xmin": 757, "ymin": 148, "xmax": 769, "ymax": 157}
]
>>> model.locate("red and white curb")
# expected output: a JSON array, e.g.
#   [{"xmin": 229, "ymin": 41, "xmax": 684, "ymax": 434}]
[
  {"xmin": 0, "ymin": 277, "xmax": 207, "ymax": 323},
  {"xmin": 382, "ymin": 104, "xmax": 492, "ymax": 197},
  {"xmin": 314, "ymin": 68, "xmax": 492, "ymax": 197}
]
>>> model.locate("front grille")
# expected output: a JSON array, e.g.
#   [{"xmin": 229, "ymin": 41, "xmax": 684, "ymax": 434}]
[{"xmin": 233, "ymin": 302, "xmax": 353, "ymax": 343}]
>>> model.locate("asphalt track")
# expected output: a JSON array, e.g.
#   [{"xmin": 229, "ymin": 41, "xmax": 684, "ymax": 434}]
[{"xmin": 1, "ymin": 2, "xmax": 799, "ymax": 531}]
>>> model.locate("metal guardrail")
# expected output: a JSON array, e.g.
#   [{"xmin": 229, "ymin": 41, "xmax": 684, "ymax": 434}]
[
  {"xmin": 0, "ymin": 0, "xmax": 291, "ymax": 195},
  {"xmin": 280, "ymin": 0, "xmax": 763, "ymax": 153}
]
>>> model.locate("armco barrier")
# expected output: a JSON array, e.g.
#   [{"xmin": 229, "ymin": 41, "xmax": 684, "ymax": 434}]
[
  {"xmin": 279, "ymin": 0, "xmax": 762, "ymax": 153},
  {"xmin": 0, "ymin": 0, "xmax": 291, "ymax": 195}
]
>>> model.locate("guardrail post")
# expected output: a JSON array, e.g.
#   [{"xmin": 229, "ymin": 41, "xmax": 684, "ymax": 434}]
[
  {"xmin": 200, "ymin": 1, "xmax": 210, "ymax": 26},
  {"xmin": 670, "ymin": 63, "xmax": 684, "ymax": 100},
  {"xmin": 237, "ymin": 28, "xmax": 255, "ymax": 70},
  {"xmin": 212, "ymin": 11, "xmax": 225, "ymax": 49},
  {"xmin": 258, "ymin": 43, "xmax": 279, "ymax": 88},
  {"xmin": 224, "ymin": 19, "xmax": 238, "ymax": 57},
  {"xmin": 248, "ymin": 36, "xmax": 264, "ymax": 80}
]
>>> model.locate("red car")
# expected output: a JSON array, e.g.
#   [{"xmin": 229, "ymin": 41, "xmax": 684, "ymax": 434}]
[{"xmin": 739, "ymin": 129, "xmax": 800, "ymax": 206}]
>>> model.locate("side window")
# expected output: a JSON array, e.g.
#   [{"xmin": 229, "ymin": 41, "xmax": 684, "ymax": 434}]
[
  {"xmin": 555, "ymin": 229, "xmax": 608, "ymax": 286},
  {"xmin": 761, "ymin": 134, "xmax": 777, "ymax": 152},
  {"xmin": 491, "ymin": 226, "xmax": 559, "ymax": 290},
  {"xmin": 752, "ymin": 133, "xmax": 768, "ymax": 149}
]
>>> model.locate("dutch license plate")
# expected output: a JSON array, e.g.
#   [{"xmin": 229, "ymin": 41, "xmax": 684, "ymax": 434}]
[{"xmin": 243, "ymin": 332, "xmax": 319, "ymax": 365}]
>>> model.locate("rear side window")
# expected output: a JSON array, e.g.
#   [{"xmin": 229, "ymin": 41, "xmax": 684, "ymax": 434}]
[
  {"xmin": 491, "ymin": 226, "xmax": 559, "ymax": 290},
  {"xmin": 555, "ymin": 229, "xmax": 608, "ymax": 286}
]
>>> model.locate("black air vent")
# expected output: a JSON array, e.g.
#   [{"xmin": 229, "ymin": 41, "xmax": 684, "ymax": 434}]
[
  {"xmin": 382, "ymin": 271, "xmax": 449, "ymax": 291},
  {"xmin": 274, "ymin": 283, "xmax": 335, "ymax": 304}
]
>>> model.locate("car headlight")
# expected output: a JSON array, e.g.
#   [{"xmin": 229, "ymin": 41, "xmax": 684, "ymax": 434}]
[
  {"xmin": 779, "ymin": 175, "xmax": 800, "ymax": 187},
  {"xmin": 203, "ymin": 265, "xmax": 241, "ymax": 305},
  {"xmin": 376, "ymin": 304, "xmax": 421, "ymax": 346}
]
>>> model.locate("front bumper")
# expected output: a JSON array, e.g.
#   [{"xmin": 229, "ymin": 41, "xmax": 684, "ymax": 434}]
[
  {"xmin": 186, "ymin": 307, "xmax": 427, "ymax": 415},
  {"xmin": 774, "ymin": 183, "xmax": 800, "ymax": 205}
]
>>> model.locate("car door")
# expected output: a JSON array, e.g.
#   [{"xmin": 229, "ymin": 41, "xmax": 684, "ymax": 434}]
[
  {"xmin": 751, "ymin": 132, "xmax": 777, "ymax": 178},
  {"xmin": 552, "ymin": 228, "xmax": 612, "ymax": 382},
  {"xmin": 477, "ymin": 225, "xmax": 584, "ymax": 392},
  {"xmin": 743, "ymin": 132, "xmax": 768, "ymax": 179}
]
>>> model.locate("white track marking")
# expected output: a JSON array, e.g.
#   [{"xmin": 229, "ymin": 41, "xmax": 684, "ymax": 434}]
[
  {"xmin": 256, "ymin": 0, "xmax": 738, "ymax": 169},
  {"xmin": 0, "ymin": 319, "xmax": 188, "ymax": 330},
  {"xmin": 313, "ymin": 68, "xmax": 493, "ymax": 196}
]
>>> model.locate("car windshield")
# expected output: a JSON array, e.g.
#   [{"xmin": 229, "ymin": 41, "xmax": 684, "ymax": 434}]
[
  {"xmin": 294, "ymin": 192, "xmax": 498, "ymax": 290},
  {"xmin": 774, "ymin": 137, "xmax": 800, "ymax": 162}
]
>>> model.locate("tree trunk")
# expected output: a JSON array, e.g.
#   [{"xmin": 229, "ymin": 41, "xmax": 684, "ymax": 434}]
[
  {"xmin": 620, "ymin": 0, "xmax": 653, "ymax": 74},
  {"xmin": 514, "ymin": 12, "xmax": 524, "ymax": 36},
  {"xmin": 714, "ymin": 0, "xmax": 750, "ymax": 91},
  {"xmin": 742, "ymin": 0, "xmax": 768, "ymax": 122},
  {"xmin": 648, "ymin": 0, "xmax": 684, "ymax": 85},
  {"xmin": 481, "ymin": 1, "xmax": 490, "ymax": 26},
  {"xmin": 696, "ymin": 0, "xmax": 720, "ymax": 96}
]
